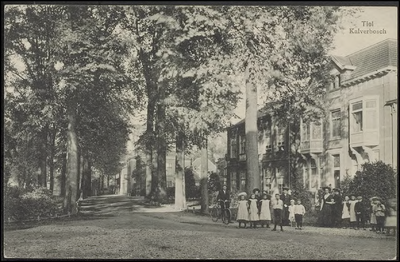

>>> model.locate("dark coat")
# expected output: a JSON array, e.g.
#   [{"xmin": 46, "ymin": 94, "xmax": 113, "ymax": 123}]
[
  {"xmin": 217, "ymin": 190, "xmax": 230, "ymax": 201},
  {"xmin": 355, "ymin": 200, "xmax": 367, "ymax": 215},
  {"xmin": 281, "ymin": 193, "xmax": 291, "ymax": 207}
]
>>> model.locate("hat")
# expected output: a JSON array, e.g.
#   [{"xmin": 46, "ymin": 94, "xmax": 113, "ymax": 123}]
[
  {"xmin": 253, "ymin": 188, "xmax": 260, "ymax": 193},
  {"xmin": 322, "ymin": 186, "xmax": 331, "ymax": 192},
  {"xmin": 370, "ymin": 196, "xmax": 381, "ymax": 201},
  {"xmin": 333, "ymin": 188, "xmax": 341, "ymax": 192},
  {"xmin": 283, "ymin": 187, "xmax": 289, "ymax": 191},
  {"xmin": 238, "ymin": 192, "xmax": 247, "ymax": 198}
]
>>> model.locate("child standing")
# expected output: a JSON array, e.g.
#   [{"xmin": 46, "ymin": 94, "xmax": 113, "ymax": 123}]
[
  {"xmin": 248, "ymin": 193, "xmax": 260, "ymax": 229},
  {"xmin": 258, "ymin": 194, "xmax": 271, "ymax": 228},
  {"xmin": 341, "ymin": 195, "xmax": 351, "ymax": 228},
  {"xmin": 236, "ymin": 193, "xmax": 249, "ymax": 228},
  {"xmin": 294, "ymin": 199, "xmax": 306, "ymax": 230},
  {"xmin": 271, "ymin": 193, "xmax": 284, "ymax": 232},
  {"xmin": 349, "ymin": 195, "xmax": 358, "ymax": 229},
  {"xmin": 354, "ymin": 196, "xmax": 367, "ymax": 230},
  {"xmin": 373, "ymin": 199, "xmax": 386, "ymax": 234},
  {"xmin": 369, "ymin": 197, "xmax": 378, "ymax": 232},
  {"xmin": 288, "ymin": 199, "xmax": 296, "ymax": 227}
]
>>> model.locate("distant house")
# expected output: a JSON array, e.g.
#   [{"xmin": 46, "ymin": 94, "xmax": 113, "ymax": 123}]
[{"xmin": 189, "ymin": 158, "xmax": 217, "ymax": 186}]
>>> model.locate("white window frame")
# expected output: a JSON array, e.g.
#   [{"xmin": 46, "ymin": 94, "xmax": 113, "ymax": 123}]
[
  {"xmin": 239, "ymin": 135, "xmax": 246, "ymax": 154},
  {"xmin": 300, "ymin": 118, "xmax": 310, "ymax": 142},
  {"xmin": 330, "ymin": 109, "xmax": 341, "ymax": 139},
  {"xmin": 349, "ymin": 96, "xmax": 379, "ymax": 135},
  {"xmin": 230, "ymin": 135, "xmax": 237, "ymax": 158},
  {"xmin": 310, "ymin": 119, "xmax": 323, "ymax": 140}
]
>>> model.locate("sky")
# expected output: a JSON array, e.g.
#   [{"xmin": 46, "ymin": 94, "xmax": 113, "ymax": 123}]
[
  {"xmin": 232, "ymin": 6, "xmax": 398, "ymax": 123},
  {"xmin": 6, "ymin": 5, "xmax": 397, "ymax": 127}
]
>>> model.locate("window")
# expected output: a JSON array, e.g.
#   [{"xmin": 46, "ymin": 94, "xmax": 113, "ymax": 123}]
[
  {"xmin": 230, "ymin": 136, "xmax": 237, "ymax": 158},
  {"xmin": 240, "ymin": 171, "xmax": 246, "ymax": 191},
  {"xmin": 333, "ymin": 155, "xmax": 340, "ymax": 188},
  {"xmin": 166, "ymin": 162, "xmax": 172, "ymax": 169},
  {"xmin": 311, "ymin": 120, "xmax": 322, "ymax": 140},
  {"xmin": 239, "ymin": 135, "xmax": 246, "ymax": 154},
  {"xmin": 310, "ymin": 159, "xmax": 318, "ymax": 190},
  {"xmin": 350, "ymin": 97, "xmax": 379, "ymax": 134},
  {"xmin": 265, "ymin": 127, "xmax": 272, "ymax": 152},
  {"xmin": 301, "ymin": 120, "xmax": 310, "ymax": 141},
  {"xmin": 330, "ymin": 75, "xmax": 341, "ymax": 90},
  {"xmin": 330, "ymin": 109, "xmax": 341, "ymax": 138},
  {"xmin": 364, "ymin": 100, "xmax": 377, "ymax": 129},
  {"xmin": 276, "ymin": 126, "xmax": 285, "ymax": 151},
  {"xmin": 351, "ymin": 101, "xmax": 363, "ymax": 132}
]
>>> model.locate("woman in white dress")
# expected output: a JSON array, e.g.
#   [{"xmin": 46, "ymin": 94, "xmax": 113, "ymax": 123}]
[
  {"xmin": 248, "ymin": 193, "xmax": 260, "ymax": 228},
  {"xmin": 258, "ymin": 194, "xmax": 272, "ymax": 228},
  {"xmin": 349, "ymin": 195, "xmax": 358, "ymax": 229},
  {"xmin": 236, "ymin": 193, "xmax": 249, "ymax": 228}
]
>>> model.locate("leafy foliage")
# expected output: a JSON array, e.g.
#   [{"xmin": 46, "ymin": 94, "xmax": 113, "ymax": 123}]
[
  {"xmin": 185, "ymin": 167, "xmax": 199, "ymax": 199},
  {"xmin": 4, "ymin": 186, "xmax": 61, "ymax": 222},
  {"xmin": 207, "ymin": 172, "xmax": 221, "ymax": 192},
  {"xmin": 348, "ymin": 161, "xmax": 397, "ymax": 201}
]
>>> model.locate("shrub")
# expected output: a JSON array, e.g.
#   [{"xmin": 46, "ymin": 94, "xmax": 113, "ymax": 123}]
[
  {"xmin": 4, "ymin": 186, "xmax": 60, "ymax": 222},
  {"xmin": 348, "ymin": 161, "xmax": 397, "ymax": 201}
]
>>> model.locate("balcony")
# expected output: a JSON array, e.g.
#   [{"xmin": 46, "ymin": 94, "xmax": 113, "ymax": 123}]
[
  {"xmin": 350, "ymin": 131, "xmax": 379, "ymax": 147},
  {"xmin": 300, "ymin": 139, "xmax": 323, "ymax": 154}
]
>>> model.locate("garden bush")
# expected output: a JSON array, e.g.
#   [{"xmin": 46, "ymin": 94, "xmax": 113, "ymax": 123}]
[
  {"xmin": 4, "ymin": 186, "xmax": 60, "ymax": 222},
  {"xmin": 348, "ymin": 161, "xmax": 397, "ymax": 201}
]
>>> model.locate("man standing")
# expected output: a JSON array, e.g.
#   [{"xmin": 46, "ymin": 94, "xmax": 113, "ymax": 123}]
[
  {"xmin": 332, "ymin": 188, "xmax": 342, "ymax": 227},
  {"xmin": 281, "ymin": 187, "xmax": 291, "ymax": 226},
  {"xmin": 217, "ymin": 185, "xmax": 231, "ymax": 223},
  {"xmin": 272, "ymin": 193, "xmax": 284, "ymax": 231}
]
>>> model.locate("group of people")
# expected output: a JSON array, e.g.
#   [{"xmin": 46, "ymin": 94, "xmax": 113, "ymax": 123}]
[
  {"xmin": 217, "ymin": 185, "xmax": 306, "ymax": 231},
  {"xmin": 318, "ymin": 186, "xmax": 397, "ymax": 235}
]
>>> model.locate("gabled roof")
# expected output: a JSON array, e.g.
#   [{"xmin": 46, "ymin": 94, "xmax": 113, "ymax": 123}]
[{"xmin": 332, "ymin": 38, "xmax": 397, "ymax": 80}]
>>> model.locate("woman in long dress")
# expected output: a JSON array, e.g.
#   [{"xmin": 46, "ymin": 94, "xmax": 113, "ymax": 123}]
[
  {"xmin": 320, "ymin": 187, "xmax": 335, "ymax": 227},
  {"xmin": 236, "ymin": 194, "xmax": 249, "ymax": 228},
  {"xmin": 248, "ymin": 193, "xmax": 260, "ymax": 228},
  {"xmin": 258, "ymin": 194, "xmax": 271, "ymax": 228},
  {"xmin": 349, "ymin": 195, "xmax": 358, "ymax": 229}
]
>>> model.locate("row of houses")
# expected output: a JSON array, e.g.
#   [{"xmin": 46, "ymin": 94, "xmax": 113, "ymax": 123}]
[{"xmin": 224, "ymin": 38, "xmax": 398, "ymax": 194}]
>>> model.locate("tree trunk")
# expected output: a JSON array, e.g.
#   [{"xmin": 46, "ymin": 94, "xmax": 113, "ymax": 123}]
[
  {"xmin": 39, "ymin": 125, "xmax": 48, "ymax": 187},
  {"xmin": 76, "ymin": 147, "xmax": 81, "ymax": 200},
  {"xmin": 145, "ymin": 152, "xmax": 152, "ymax": 196},
  {"xmin": 49, "ymin": 125, "xmax": 56, "ymax": 193},
  {"xmin": 156, "ymin": 89, "xmax": 167, "ymax": 202},
  {"xmin": 145, "ymin": 96, "xmax": 155, "ymax": 198},
  {"xmin": 59, "ymin": 152, "xmax": 67, "ymax": 197},
  {"xmin": 175, "ymin": 133, "xmax": 186, "ymax": 210},
  {"xmin": 63, "ymin": 98, "xmax": 79, "ymax": 214},
  {"xmin": 200, "ymin": 138, "xmax": 209, "ymax": 214},
  {"xmin": 245, "ymin": 60, "xmax": 260, "ymax": 194},
  {"xmin": 81, "ymin": 153, "xmax": 91, "ymax": 199}
]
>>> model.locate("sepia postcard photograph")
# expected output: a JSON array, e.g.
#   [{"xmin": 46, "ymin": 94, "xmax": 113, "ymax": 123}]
[{"xmin": 3, "ymin": 1, "xmax": 398, "ymax": 260}]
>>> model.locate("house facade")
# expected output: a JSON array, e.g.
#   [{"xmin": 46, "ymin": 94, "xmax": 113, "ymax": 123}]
[
  {"xmin": 226, "ymin": 38, "xmax": 397, "ymax": 194},
  {"xmin": 226, "ymin": 108, "xmax": 295, "ymax": 194},
  {"xmin": 300, "ymin": 38, "xmax": 397, "ymax": 192}
]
